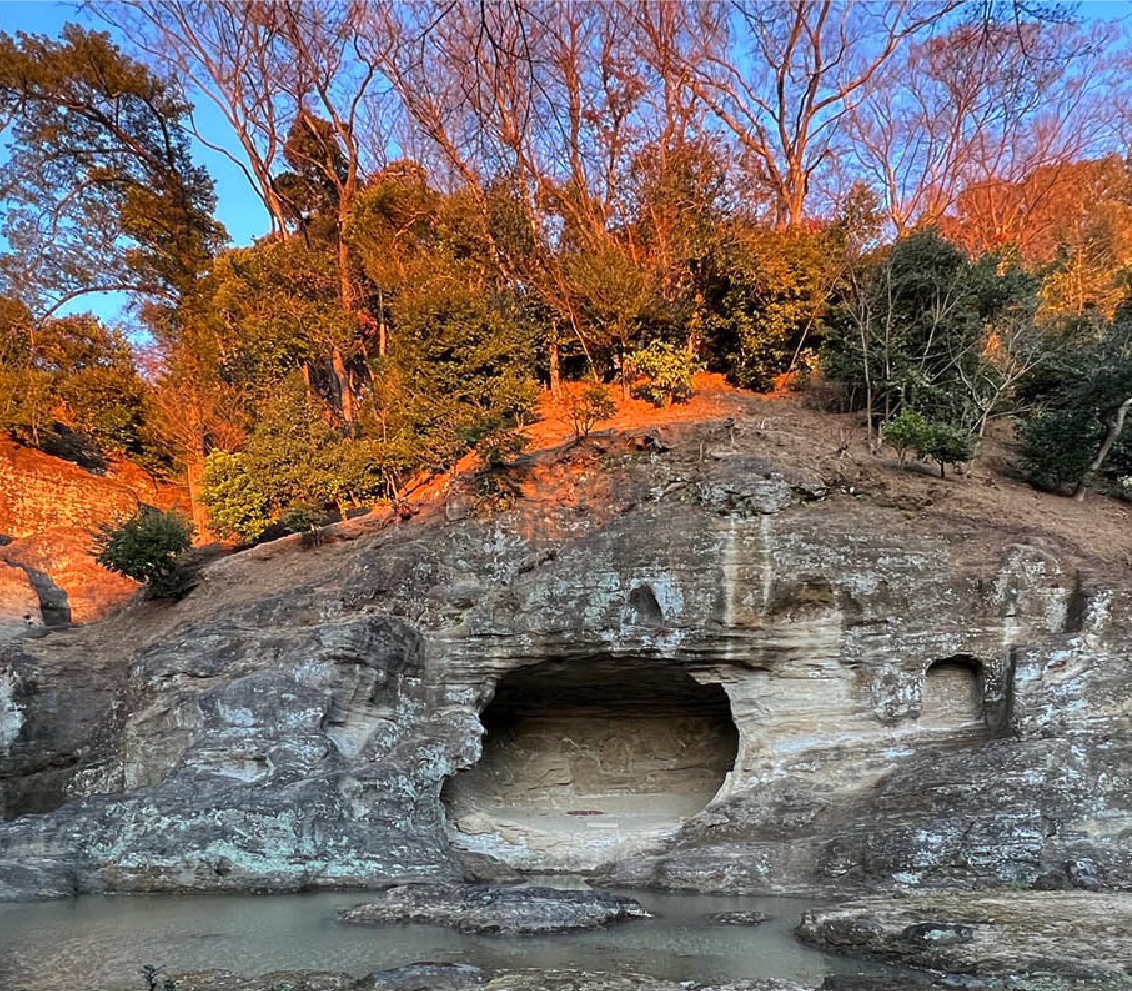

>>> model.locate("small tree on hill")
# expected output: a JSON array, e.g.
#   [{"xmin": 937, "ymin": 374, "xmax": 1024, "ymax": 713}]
[
  {"xmin": 883, "ymin": 409, "xmax": 973, "ymax": 476},
  {"xmin": 565, "ymin": 384, "xmax": 617, "ymax": 441},
  {"xmin": 96, "ymin": 508, "xmax": 193, "ymax": 598},
  {"xmin": 922, "ymin": 422, "xmax": 973, "ymax": 477},
  {"xmin": 883, "ymin": 409, "xmax": 932, "ymax": 466},
  {"xmin": 634, "ymin": 340, "xmax": 695, "ymax": 406}
]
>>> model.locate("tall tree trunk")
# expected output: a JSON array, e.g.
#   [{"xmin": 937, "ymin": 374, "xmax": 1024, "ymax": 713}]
[
  {"xmin": 1074, "ymin": 396, "xmax": 1132, "ymax": 501},
  {"xmin": 185, "ymin": 455, "xmax": 209, "ymax": 542},
  {"xmin": 331, "ymin": 347, "xmax": 353, "ymax": 423},
  {"xmin": 549, "ymin": 335, "xmax": 561, "ymax": 399},
  {"xmin": 336, "ymin": 227, "xmax": 356, "ymax": 423},
  {"xmin": 858, "ymin": 309, "xmax": 875, "ymax": 455},
  {"xmin": 377, "ymin": 285, "xmax": 387, "ymax": 358}
]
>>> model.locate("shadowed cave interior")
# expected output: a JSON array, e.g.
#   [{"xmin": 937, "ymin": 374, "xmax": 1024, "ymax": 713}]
[{"xmin": 442, "ymin": 657, "xmax": 739, "ymax": 870}]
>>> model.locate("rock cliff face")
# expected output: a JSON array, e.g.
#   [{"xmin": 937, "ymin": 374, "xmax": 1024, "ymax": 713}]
[
  {"xmin": 0, "ymin": 440, "xmax": 189, "ymax": 636},
  {"xmin": 0, "ymin": 440, "xmax": 186, "ymax": 539},
  {"xmin": 1, "ymin": 409, "xmax": 1130, "ymax": 901}
]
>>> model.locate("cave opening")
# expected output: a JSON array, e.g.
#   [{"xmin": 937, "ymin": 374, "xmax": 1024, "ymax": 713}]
[{"xmin": 442, "ymin": 657, "xmax": 739, "ymax": 871}]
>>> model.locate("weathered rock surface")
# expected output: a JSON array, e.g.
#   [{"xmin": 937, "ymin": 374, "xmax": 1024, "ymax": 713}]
[
  {"xmin": 356, "ymin": 963, "xmax": 487, "ymax": 991},
  {"xmin": 0, "ymin": 439, "xmax": 187, "ymax": 539},
  {"xmin": 0, "ymin": 560, "xmax": 41, "ymax": 639},
  {"xmin": 163, "ymin": 965, "xmax": 486, "ymax": 991},
  {"xmin": 476, "ymin": 973, "xmax": 813, "ymax": 991},
  {"xmin": 0, "ymin": 440, "xmax": 190, "ymax": 641},
  {"xmin": 162, "ymin": 970, "xmax": 814, "ymax": 991},
  {"xmin": 337, "ymin": 883, "xmax": 650, "ymax": 934},
  {"xmin": 796, "ymin": 891, "xmax": 1132, "ymax": 986},
  {"xmin": 2, "ymin": 527, "xmax": 138, "ymax": 625},
  {"xmin": 2, "ymin": 404, "xmax": 1132, "ymax": 900}
]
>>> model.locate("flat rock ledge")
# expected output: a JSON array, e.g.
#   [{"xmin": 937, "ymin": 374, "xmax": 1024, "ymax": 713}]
[
  {"xmin": 161, "ymin": 968, "xmax": 816, "ymax": 991},
  {"xmin": 337, "ymin": 884, "xmax": 652, "ymax": 935},
  {"xmin": 796, "ymin": 891, "xmax": 1132, "ymax": 989}
]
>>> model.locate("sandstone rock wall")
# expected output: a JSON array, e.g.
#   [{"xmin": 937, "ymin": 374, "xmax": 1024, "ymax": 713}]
[
  {"xmin": 0, "ymin": 422, "xmax": 1130, "ymax": 901},
  {"xmin": 0, "ymin": 441, "xmax": 189, "ymax": 635},
  {"xmin": 0, "ymin": 564, "xmax": 39, "ymax": 640},
  {"xmin": 0, "ymin": 442, "xmax": 142, "ymax": 538}
]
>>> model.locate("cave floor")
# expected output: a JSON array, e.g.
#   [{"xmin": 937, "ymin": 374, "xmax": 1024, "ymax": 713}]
[{"xmin": 448, "ymin": 793, "xmax": 706, "ymax": 871}]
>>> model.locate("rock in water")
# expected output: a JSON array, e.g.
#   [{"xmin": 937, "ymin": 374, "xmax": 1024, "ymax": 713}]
[
  {"xmin": 337, "ymin": 884, "xmax": 651, "ymax": 935},
  {"xmin": 708, "ymin": 910, "xmax": 769, "ymax": 925},
  {"xmin": 901, "ymin": 922, "xmax": 973, "ymax": 946},
  {"xmin": 797, "ymin": 891, "xmax": 1132, "ymax": 985},
  {"xmin": 356, "ymin": 963, "xmax": 486, "ymax": 990}
]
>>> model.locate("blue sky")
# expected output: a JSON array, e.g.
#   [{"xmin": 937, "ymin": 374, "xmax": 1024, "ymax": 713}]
[
  {"xmin": 0, "ymin": 0, "xmax": 271, "ymax": 247},
  {"xmin": 1, "ymin": 0, "xmax": 1131, "ymax": 327}
]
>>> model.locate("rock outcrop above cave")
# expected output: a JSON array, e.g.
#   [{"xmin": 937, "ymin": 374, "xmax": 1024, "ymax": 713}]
[
  {"xmin": 2, "ymin": 396, "xmax": 1132, "ymax": 901},
  {"xmin": 338, "ymin": 883, "xmax": 650, "ymax": 934}
]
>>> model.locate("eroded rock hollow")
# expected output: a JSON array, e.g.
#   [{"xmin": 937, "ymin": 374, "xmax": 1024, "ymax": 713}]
[{"xmin": 443, "ymin": 658, "xmax": 739, "ymax": 870}]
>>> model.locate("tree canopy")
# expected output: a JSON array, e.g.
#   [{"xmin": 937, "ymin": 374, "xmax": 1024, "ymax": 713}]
[{"xmin": 4, "ymin": 3, "xmax": 1132, "ymax": 537}]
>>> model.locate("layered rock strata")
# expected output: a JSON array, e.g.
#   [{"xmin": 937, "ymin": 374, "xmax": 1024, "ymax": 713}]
[
  {"xmin": 796, "ymin": 890, "xmax": 1132, "ymax": 987},
  {"xmin": 1, "ymin": 416, "xmax": 1131, "ymax": 900},
  {"xmin": 0, "ymin": 440, "xmax": 189, "ymax": 639}
]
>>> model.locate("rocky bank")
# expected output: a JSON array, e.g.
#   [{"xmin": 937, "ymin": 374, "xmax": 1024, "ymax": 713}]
[
  {"xmin": 158, "ymin": 967, "xmax": 814, "ymax": 991},
  {"xmin": 797, "ymin": 890, "xmax": 1132, "ymax": 988},
  {"xmin": 2, "ymin": 395, "xmax": 1132, "ymax": 905}
]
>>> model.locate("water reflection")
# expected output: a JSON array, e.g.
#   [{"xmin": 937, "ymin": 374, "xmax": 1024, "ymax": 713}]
[{"xmin": 0, "ymin": 888, "xmax": 897, "ymax": 989}]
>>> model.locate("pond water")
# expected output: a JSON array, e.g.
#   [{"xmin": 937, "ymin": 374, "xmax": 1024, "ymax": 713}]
[{"xmin": 0, "ymin": 885, "xmax": 902, "ymax": 990}]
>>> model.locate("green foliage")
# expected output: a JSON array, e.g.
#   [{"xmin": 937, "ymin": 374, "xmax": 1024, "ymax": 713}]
[
  {"xmin": 1015, "ymin": 321, "xmax": 1132, "ymax": 494},
  {"xmin": 0, "ymin": 25, "xmax": 224, "ymax": 316},
  {"xmin": 198, "ymin": 329, "xmax": 537, "ymax": 537},
  {"xmin": 883, "ymin": 409, "xmax": 932, "ymax": 464},
  {"xmin": 634, "ymin": 340, "xmax": 695, "ymax": 406},
  {"xmin": 191, "ymin": 240, "xmax": 348, "ymax": 400},
  {"xmin": 10, "ymin": 26, "xmax": 1128, "ymax": 521},
  {"xmin": 566, "ymin": 384, "xmax": 618, "ymax": 440},
  {"xmin": 701, "ymin": 227, "xmax": 836, "ymax": 391},
  {"xmin": 222, "ymin": 379, "xmax": 359, "ymax": 528},
  {"xmin": 921, "ymin": 422, "xmax": 974, "ymax": 477},
  {"xmin": 347, "ymin": 165, "xmax": 438, "ymax": 297},
  {"xmin": 823, "ymin": 230, "xmax": 1043, "ymax": 430},
  {"xmin": 200, "ymin": 451, "xmax": 274, "ymax": 543},
  {"xmin": 96, "ymin": 508, "xmax": 193, "ymax": 597},
  {"xmin": 884, "ymin": 410, "xmax": 973, "ymax": 476},
  {"xmin": 1018, "ymin": 408, "xmax": 1104, "ymax": 491},
  {"xmin": 374, "ymin": 259, "xmax": 539, "ymax": 470},
  {"xmin": 278, "ymin": 505, "xmax": 332, "ymax": 535},
  {"xmin": 0, "ymin": 302, "xmax": 163, "ymax": 462},
  {"xmin": 274, "ymin": 114, "xmax": 347, "ymax": 240}
]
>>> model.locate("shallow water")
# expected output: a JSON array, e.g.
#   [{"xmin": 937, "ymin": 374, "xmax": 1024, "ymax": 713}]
[{"xmin": 0, "ymin": 886, "xmax": 899, "ymax": 990}]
